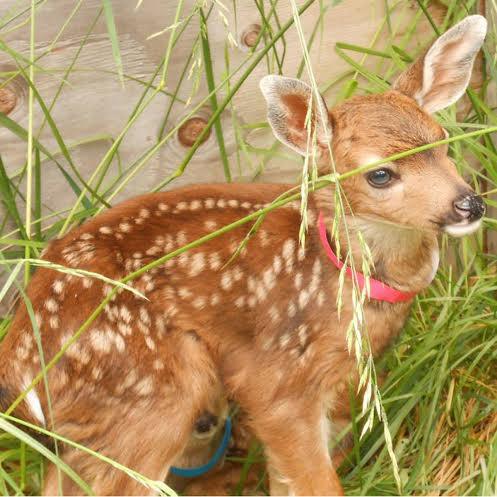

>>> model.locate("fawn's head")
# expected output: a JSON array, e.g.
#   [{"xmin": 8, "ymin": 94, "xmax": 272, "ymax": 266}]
[{"xmin": 260, "ymin": 16, "xmax": 487, "ymax": 237}]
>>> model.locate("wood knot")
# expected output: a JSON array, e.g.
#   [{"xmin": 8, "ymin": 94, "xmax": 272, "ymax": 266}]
[
  {"xmin": 241, "ymin": 24, "xmax": 261, "ymax": 48},
  {"xmin": 0, "ymin": 87, "xmax": 17, "ymax": 115},
  {"xmin": 177, "ymin": 117, "xmax": 210, "ymax": 147}
]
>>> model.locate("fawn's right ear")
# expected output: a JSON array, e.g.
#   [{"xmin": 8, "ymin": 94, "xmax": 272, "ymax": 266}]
[
  {"xmin": 393, "ymin": 15, "xmax": 487, "ymax": 114},
  {"xmin": 260, "ymin": 75, "xmax": 332, "ymax": 156}
]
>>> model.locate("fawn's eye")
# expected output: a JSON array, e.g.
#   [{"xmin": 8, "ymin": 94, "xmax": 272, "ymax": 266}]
[{"xmin": 366, "ymin": 168, "xmax": 393, "ymax": 188}]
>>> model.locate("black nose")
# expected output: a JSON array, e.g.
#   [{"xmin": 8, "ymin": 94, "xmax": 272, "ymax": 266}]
[
  {"xmin": 453, "ymin": 193, "xmax": 485, "ymax": 222},
  {"xmin": 194, "ymin": 411, "xmax": 218, "ymax": 434}
]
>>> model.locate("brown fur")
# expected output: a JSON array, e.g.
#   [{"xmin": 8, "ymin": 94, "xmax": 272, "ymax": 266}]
[{"xmin": 0, "ymin": 16, "xmax": 486, "ymax": 496}]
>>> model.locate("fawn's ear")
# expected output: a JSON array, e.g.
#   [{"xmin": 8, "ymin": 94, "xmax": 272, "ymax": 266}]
[
  {"xmin": 393, "ymin": 15, "xmax": 487, "ymax": 114},
  {"xmin": 259, "ymin": 75, "xmax": 332, "ymax": 156}
]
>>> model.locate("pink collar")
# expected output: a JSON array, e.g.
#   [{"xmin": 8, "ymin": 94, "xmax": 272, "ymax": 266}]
[{"xmin": 317, "ymin": 212, "xmax": 417, "ymax": 304}]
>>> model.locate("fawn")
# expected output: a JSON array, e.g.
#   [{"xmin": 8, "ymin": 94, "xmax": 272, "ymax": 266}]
[{"xmin": 0, "ymin": 15, "xmax": 487, "ymax": 496}]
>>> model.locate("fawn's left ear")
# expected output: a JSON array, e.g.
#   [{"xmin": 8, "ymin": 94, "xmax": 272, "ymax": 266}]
[
  {"xmin": 393, "ymin": 15, "xmax": 487, "ymax": 114},
  {"xmin": 260, "ymin": 75, "xmax": 332, "ymax": 156}
]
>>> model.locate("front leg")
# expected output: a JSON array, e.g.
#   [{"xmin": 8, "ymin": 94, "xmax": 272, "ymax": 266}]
[{"xmin": 241, "ymin": 397, "xmax": 344, "ymax": 495}]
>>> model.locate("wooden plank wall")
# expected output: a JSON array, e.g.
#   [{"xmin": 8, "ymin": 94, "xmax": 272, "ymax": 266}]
[{"xmin": 0, "ymin": 1, "xmax": 445, "ymax": 206}]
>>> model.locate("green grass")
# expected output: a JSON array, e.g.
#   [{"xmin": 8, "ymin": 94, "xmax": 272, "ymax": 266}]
[{"xmin": 0, "ymin": 0, "xmax": 497, "ymax": 495}]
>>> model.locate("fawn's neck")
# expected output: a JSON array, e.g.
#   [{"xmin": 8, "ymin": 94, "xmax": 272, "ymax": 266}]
[{"xmin": 313, "ymin": 192, "xmax": 439, "ymax": 294}]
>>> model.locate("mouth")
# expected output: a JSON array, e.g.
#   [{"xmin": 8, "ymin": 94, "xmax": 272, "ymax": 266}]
[{"xmin": 443, "ymin": 218, "xmax": 482, "ymax": 237}]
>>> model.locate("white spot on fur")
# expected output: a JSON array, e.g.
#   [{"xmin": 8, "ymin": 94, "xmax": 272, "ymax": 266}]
[
  {"xmin": 190, "ymin": 200, "xmax": 202, "ymax": 210},
  {"xmin": 45, "ymin": 298, "xmax": 58, "ymax": 313},
  {"xmin": 34, "ymin": 312, "xmax": 42, "ymax": 328},
  {"xmin": 52, "ymin": 280, "xmax": 64, "ymax": 295},
  {"xmin": 282, "ymin": 239, "xmax": 296, "ymax": 273},
  {"xmin": 204, "ymin": 220, "xmax": 217, "ymax": 230},
  {"xmin": 119, "ymin": 305, "xmax": 132, "ymax": 324},
  {"xmin": 137, "ymin": 320, "xmax": 150, "ymax": 335},
  {"xmin": 23, "ymin": 380, "xmax": 45, "ymax": 425},
  {"xmin": 91, "ymin": 330, "xmax": 111, "ymax": 353},
  {"xmin": 298, "ymin": 290, "xmax": 310, "ymax": 310},
  {"xmin": 158, "ymin": 203, "xmax": 169, "ymax": 212},
  {"xmin": 288, "ymin": 301, "xmax": 296, "ymax": 318},
  {"xmin": 279, "ymin": 333, "xmax": 291, "ymax": 348},
  {"xmin": 146, "ymin": 246, "xmax": 161, "ymax": 256},
  {"xmin": 221, "ymin": 272, "xmax": 233, "ymax": 290},
  {"xmin": 256, "ymin": 282, "xmax": 267, "ymax": 302},
  {"xmin": 228, "ymin": 199, "xmax": 239, "ymax": 208},
  {"xmin": 17, "ymin": 346, "xmax": 29, "ymax": 360},
  {"xmin": 139, "ymin": 208, "xmax": 150, "ymax": 219},
  {"xmin": 273, "ymin": 255, "xmax": 282, "ymax": 275},
  {"xmin": 209, "ymin": 252, "xmax": 222, "ymax": 271},
  {"xmin": 118, "ymin": 322, "xmax": 132, "ymax": 336},
  {"xmin": 178, "ymin": 252, "xmax": 190, "ymax": 268},
  {"xmin": 262, "ymin": 268, "xmax": 275, "ymax": 291},
  {"xmin": 297, "ymin": 246, "xmax": 306, "ymax": 262},
  {"xmin": 179, "ymin": 287, "xmax": 193, "ymax": 299},
  {"xmin": 156, "ymin": 316, "xmax": 167, "ymax": 336},
  {"xmin": 205, "ymin": 198, "xmax": 215, "ymax": 209},
  {"xmin": 247, "ymin": 276, "xmax": 256, "ymax": 293},
  {"xmin": 102, "ymin": 284, "xmax": 113, "ymax": 298},
  {"xmin": 114, "ymin": 333, "xmax": 125, "ymax": 352},
  {"xmin": 294, "ymin": 272, "xmax": 303, "ymax": 290},
  {"xmin": 140, "ymin": 307, "xmax": 151, "ymax": 325},
  {"xmin": 119, "ymin": 222, "xmax": 132, "ymax": 233},
  {"xmin": 49, "ymin": 316, "xmax": 59, "ymax": 329},
  {"xmin": 233, "ymin": 266, "xmax": 244, "ymax": 282},
  {"xmin": 135, "ymin": 376, "xmax": 154, "ymax": 396},
  {"xmin": 235, "ymin": 296, "xmax": 245, "ymax": 308},
  {"xmin": 269, "ymin": 305, "xmax": 280, "ymax": 323},
  {"xmin": 176, "ymin": 231, "xmax": 187, "ymax": 246},
  {"xmin": 145, "ymin": 336, "xmax": 156, "ymax": 350},
  {"xmin": 189, "ymin": 252, "xmax": 206, "ymax": 277},
  {"xmin": 99, "ymin": 226, "xmax": 112, "ymax": 235},
  {"xmin": 298, "ymin": 324, "xmax": 308, "ymax": 347},
  {"xmin": 210, "ymin": 293, "xmax": 221, "ymax": 306},
  {"xmin": 193, "ymin": 296, "xmax": 207, "ymax": 309},
  {"xmin": 92, "ymin": 367, "xmax": 103, "ymax": 381},
  {"xmin": 217, "ymin": 199, "xmax": 227, "ymax": 208},
  {"xmin": 259, "ymin": 230, "xmax": 270, "ymax": 247}
]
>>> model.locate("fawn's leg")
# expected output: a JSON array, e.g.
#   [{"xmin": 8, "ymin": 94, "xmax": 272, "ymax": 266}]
[
  {"xmin": 43, "ymin": 329, "xmax": 221, "ymax": 495},
  {"xmin": 264, "ymin": 411, "xmax": 352, "ymax": 496},
  {"xmin": 241, "ymin": 398, "xmax": 344, "ymax": 496},
  {"xmin": 43, "ymin": 396, "xmax": 196, "ymax": 496}
]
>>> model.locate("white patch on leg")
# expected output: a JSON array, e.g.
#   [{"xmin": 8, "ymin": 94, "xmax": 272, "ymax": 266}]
[{"xmin": 24, "ymin": 383, "xmax": 46, "ymax": 426}]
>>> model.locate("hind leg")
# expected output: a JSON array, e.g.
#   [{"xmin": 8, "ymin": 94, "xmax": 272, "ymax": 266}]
[
  {"xmin": 43, "ymin": 398, "xmax": 197, "ymax": 496},
  {"xmin": 43, "ymin": 329, "xmax": 222, "ymax": 495}
]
